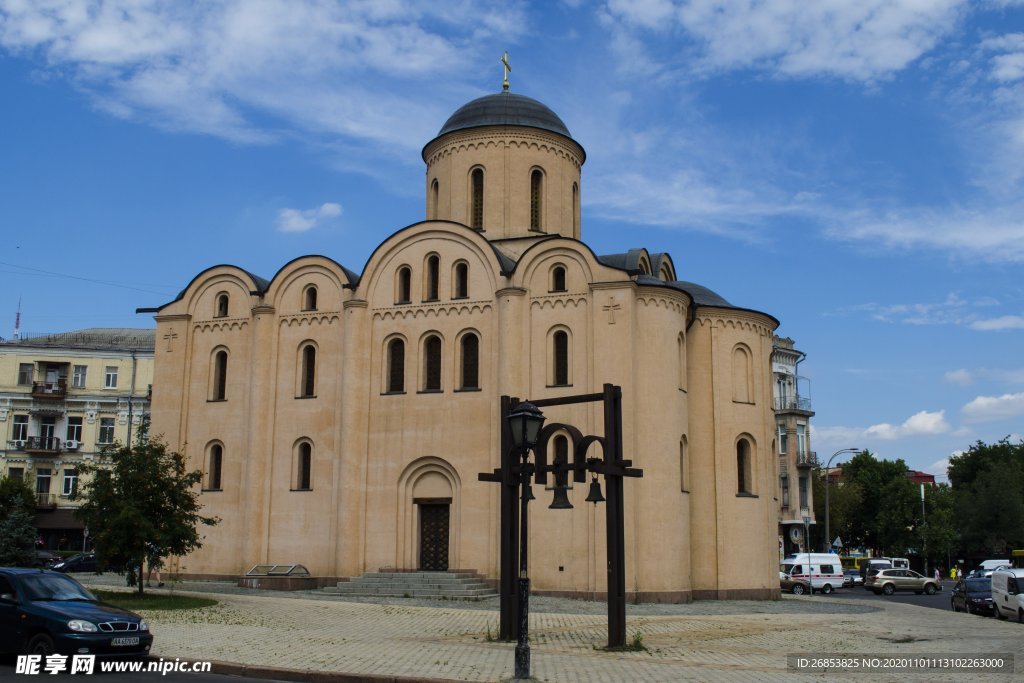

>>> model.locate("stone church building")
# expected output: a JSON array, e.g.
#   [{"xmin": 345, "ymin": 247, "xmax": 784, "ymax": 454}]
[{"xmin": 147, "ymin": 87, "xmax": 781, "ymax": 600}]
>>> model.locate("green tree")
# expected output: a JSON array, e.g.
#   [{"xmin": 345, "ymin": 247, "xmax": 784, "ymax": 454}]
[
  {"xmin": 0, "ymin": 476, "xmax": 38, "ymax": 566},
  {"xmin": 949, "ymin": 438, "xmax": 1024, "ymax": 556},
  {"xmin": 922, "ymin": 483, "xmax": 958, "ymax": 572},
  {"xmin": 73, "ymin": 435, "xmax": 218, "ymax": 593}
]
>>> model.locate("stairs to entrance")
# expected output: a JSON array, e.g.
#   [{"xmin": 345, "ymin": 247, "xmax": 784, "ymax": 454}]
[{"xmin": 323, "ymin": 571, "xmax": 497, "ymax": 600}]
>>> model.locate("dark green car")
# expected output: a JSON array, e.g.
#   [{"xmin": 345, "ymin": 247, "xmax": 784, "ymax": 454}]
[{"xmin": 0, "ymin": 568, "xmax": 153, "ymax": 656}]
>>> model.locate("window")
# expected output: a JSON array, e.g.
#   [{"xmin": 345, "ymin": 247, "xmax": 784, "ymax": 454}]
[
  {"xmin": 460, "ymin": 333, "xmax": 479, "ymax": 390},
  {"xmin": 780, "ymin": 474, "xmax": 790, "ymax": 507},
  {"xmin": 303, "ymin": 286, "xmax": 318, "ymax": 311},
  {"xmin": 215, "ymin": 292, "xmax": 229, "ymax": 317},
  {"xmin": 104, "ymin": 366, "xmax": 118, "ymax": 389},
  {"xmin": 550, "ymin": 265, "xmax": 566, "ymax": 293},
  {"xmin": 778, "ymin": 425, "xmax": 788, "ymax": 454},
  {"xmin": 66, "ymin": 417, "xmax": 83, "ymax": 442},
  {"xmin": 572, "ymin": 182, "xmax": 579, "ymax": 235},
  {"xmin": 387, "ymin": 338, "xmax": 405, "ymax": 393},
  {"xmin": 396, "ymin": 266, "xmax": 412, "ymax": 304},
  {"xmin": 423, "ymin": 335, "xmax": 442, "ymax": 391},
  {"xmin": 799, "ymin": 475, "xmax": 808, "ymax": 509},
  {"xmin": 299, "ymin": 344, "xmax": 316, "ymax": 398},
  {"xmin": 8, "ymin": 467, "xmax": 23, "ymax": 481},
  {"xmin": 453, "ymin": 262, "xmax": 469, "ymax": 299},
  {"xmin": 295, "ymin": 442, "xmax": 312, "ymax": 491},
  {"xmin": 12, "ymin": 415, "xmax": 28, "ymax": 442},
  {"xmin": 470, "ymin": 167, "xmax": 484, "ymax": 229},
  {"xmin": 424, "ymin": 254, "xmax": 440, "ymax": 301},
  {"xmin": 530, "ymin": 169, "xmax": 544, "ymax": 230},
  {"xmin": 679, "ymin": 435, "xmax": 688, "ymax": 492},
  {"xmin": 212, "ymin": 350, "xmax": 228, "ymax": 400},
  {"xmin": 72, "ymin": 365, "xmax": 87, "ymax": 388},
  {"xmin": 98, "ymin": 418, "xmax": 115, "ymax": 444},
  {"xmin": 62, "ymin": 469, "xmax": 78, "ymax": 497},
  {"xmin": 17, "ymin": 363, "xmax": 33, "ymax": 385},
  {"xmin": 797, "ymin": 424, "xmax": 807, "ymax": 457},
  {"xmin": 677, "ymin": 333, "xmax": 686, "ymax": 390},
  {"xmin": 36, "ymin": 468, "xmax": 51, "ymax": 495},
  {"xmin": 737, "ymin": 438, "xmax": 752, "ymax": 494},
  {"xmin": 429, "ymin": 179, "xmax": 439, "ymax": 220},
  {"xmin": 552, "ymin": 330, "xmax": 569, "ymax": 386},
  {"xmin": 820, "ymin": 564, "xmax": 834, "ymax": 575},
  {"xmin": 207, "ymin": 444, "xmax": 223, "ymax": 490}
]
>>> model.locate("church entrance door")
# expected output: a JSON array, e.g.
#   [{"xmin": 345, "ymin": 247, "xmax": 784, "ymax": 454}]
[{"xmin": 418, "ymin": 501, "xmax": 450, "ymax": 571}]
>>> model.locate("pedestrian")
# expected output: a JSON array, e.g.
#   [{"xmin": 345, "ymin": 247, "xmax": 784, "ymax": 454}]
[
  {"xmin": 950, "ymin": 566, "xmax": 956, "ymax": 580},
  {"xmin": 934, "ymin": 567, "xmax": 941, "ymax": 583},
  {"xmin": 145, "ymin": 542, "xmax": 164, "ymax": 588}
]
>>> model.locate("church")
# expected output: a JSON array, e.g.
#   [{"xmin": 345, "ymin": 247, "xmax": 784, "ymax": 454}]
[{"xmin": 147, "ymin": 81, "xmax": 781, "ymax": 601}]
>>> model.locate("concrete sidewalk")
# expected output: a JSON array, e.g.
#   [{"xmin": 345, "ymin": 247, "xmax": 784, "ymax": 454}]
[{"xmin": 78, "ymin": 576, "xmax": 1022, "ymax": 682}]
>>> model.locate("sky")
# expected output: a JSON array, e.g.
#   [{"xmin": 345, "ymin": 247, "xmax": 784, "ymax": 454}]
[{"xmin": 2, "ymin": 0, "xmax": 1023, "ymax": 481}]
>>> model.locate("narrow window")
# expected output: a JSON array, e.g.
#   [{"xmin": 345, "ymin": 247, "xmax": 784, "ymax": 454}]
[
  {"xmin": 471, "ymin": 168, "xmax": 484, "ymax": 229},
  {"xmin": 296, "ymin": 442, "xmax": 312, "ymax": 491},
  {"xmin": 300, "ymin": 344, "xmax": 316, "ymax": 397},
  {"xmin": 429, "ymin": 179, "xmax": 439, "ymax": 220},
  {"xmin": 677, "ymin": 333, "xmax": 687, "ymax": 390},
  {"xmin": 17, "ymin": 363, "xmax": 33, "ymax": 385},
  {"xmin": 550, "ymin": 265, "xmax": 566, "ymax": 293},
  {"xmin": 799, "ymin": 475, "xmax": 808, "ymax": 509},
  {"xmin": 12, "ymin": 415, "xmax": 28, "ymax": 442},
  {"xmin": 66, "ymin": 417, "xmax": 83, "ymax": 443},
  {"xmin": 572, "ymin": 182, "xmax": 579, "ymax": 235},
  {"xmin": 781, "ymin": 474, "xmax": 790, "ymax": 507},
  {"xmin": 553, "ymin": 330, "xmax": 569, "ymax": 386},
  {"xmin": 737, "ymin": 438, "xmax": 752, "ymax": 494},
  {"xmin": 98, "ymin": 418, "xmax": 115, "ymax": 444},
  {"xmin": 732, "ymin": 345, "xmax": 752, "ymax": 403},
  {"xmin": 530, "ymin": 169, "xmax": 543, "ymax": 230},
  {"xmin": 303, "ymin": 286, "xmax": 318, "ymax": 311},
  {"xmin": 460, "ymin": 333, "xmax": 479, "ymax": 390},
  {"xmin": 212, "ymin": 350, "xmax": 228, "ymax": 400},
  {"xmin": 62, "ymin": 469, "xmax": 78, "ymax": 497},
  {"xmin": 423, "ymin": 335, "xmax": 442, "ymax": 391},
  {"xmin": 778, "ymin": 424, "xmax": 788, "ymax": 454},
  {"xmin": 679, "ymin": 436, "xmax": 688, "ymax": 492},
  {"xmin": 104, "ymin": 366, "xmax": 118, "ymax": 389},
  {"xmin": 207, "ymin": 444, "xmax": 223, "ymax": 490},
  {"xmin": 72, "ymin": 365, "xmax": 87, "ymax": 388},
  {"xmin": 216, "ymin": 293, "xmax": 229, "ymax": 318},
  {"xmin": 424, "ymin": 254, "xmax": 440, "ymax": 301},
  {"xmin": 397, "ymin": 266, "xmax": 412, "ymax": 304},
  {"xmin": 387, "ymin": 339, "xmax": 405, "ymax": 393},
  {"xmin": 453, "ymin": 262, "xmax": 469, "ymax": 299}
]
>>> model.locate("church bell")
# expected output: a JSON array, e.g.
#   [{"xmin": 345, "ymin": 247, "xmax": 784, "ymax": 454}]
[
  {"xmin": 585, "ymin": 476, "xmax": 606, "ymax": 504},
  {"xmin": 548, "ymin": 485, "xmax": 573, "ymax": 509}
]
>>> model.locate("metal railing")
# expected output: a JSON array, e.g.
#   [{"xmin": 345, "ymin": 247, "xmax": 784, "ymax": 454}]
[
  {"xmin": 796, "ymin": 451, "xmax": 818, "ymax": 467},
  {"xmin": 774, "ymin": 395, "xmax": 812, "ymax": 412},
  {"xmin": 36, "ymin": 493, "xmax": 57, "ymax": 508},
  {"xmin": 25, "ymin": 436, "xmax": 62, "ymax": 453},
  {"xmin": 31, "ymin": 379, "xmax": 67, "ymax": 399}
]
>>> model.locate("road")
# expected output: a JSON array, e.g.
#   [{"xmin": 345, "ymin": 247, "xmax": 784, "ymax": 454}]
[{"xmin": 824, "ymin": 581, "xmax": 986, "ymax": 615}]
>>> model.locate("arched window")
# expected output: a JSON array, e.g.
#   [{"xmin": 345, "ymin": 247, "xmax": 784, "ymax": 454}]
[
  {"xmin": 572, "ymin": 182, "xmax": 579, "ymax": 235},
  {"xmin": 424, "ymin": 254, "xmax": 440, "ymax": 301},
  {"xmin": 732, "ymin": 345, "xmax": 753, "ymax": 403},
  {"xmin": 396, "ymin": 266, "xmax": 412, "ymax": 304},
  {"xmin": 211, "ymin": 349, "xmax": 228, "ymax": 401},
  {"xmin": 552, "ymin": 329, "xmax": 569, "ymax": 386},
  {"xmin": 677, "ymin": 332, "xmax": 687, "ymax": 390},
  {"xmin": 680, "ymin": 435, "xmax": 688, "ymax": 492},
  {"xmin": 453, "ymin": 261, "xmax": 469, "ymax": 299},
  {"xmin": 429, "ymin": 179, "xmax": 439, "ymax": 220},
  {"xmin": 206, "ymin": 443, "xmax": 223, "ymax": 490},
  {"xmin": 295, "ymin": 441, "xmax": 312, "ymax": 491},
  {"xmin": 299, "ymin": 343, "xmax": 316, "ymax": 397},
  {"xmin": 423, "ymin": 335, "xmax": 442, "ymax": 391},
  {"xmin": 530, "ymin": 169, "xmax": 543, "ymax": 231},
  {"xmin": 550, "ymin": 265, "xmax": 566, "ymax": 293},
  {"xmin": 387, "ymin": 338, "xmax": 405, "ymax": 393},
  {"xmin": 302, "ymin": 286, "xmax": 318, "ymax": 311},
  {"xmin": 737, "ymin": 438, "xmax": 752, "ymax": 495},
  {"xmin": 215, "ymin": 293, "xmax": 229, "ymax": 318},
  {"xmin": 471, "ymin": 167, "xmax": 484, "ymax": 230},
  {"xmin": 460, "ymin": 333, "xmax": 479, "ymax": 390}
]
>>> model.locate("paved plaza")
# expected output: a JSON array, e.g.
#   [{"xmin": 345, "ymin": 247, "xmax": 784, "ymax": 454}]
[{"xmin": 76, "ymin": 575, "xmax": 1022, "ymax": 682}]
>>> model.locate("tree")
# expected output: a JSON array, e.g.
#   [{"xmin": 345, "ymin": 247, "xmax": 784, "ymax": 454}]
[
  {"xmin": 0, "ymin": 476, "xmax": 37, "ymax": 566},
  {"xmin": 73, "ymin": 435, "xmax": 218, "ymax": 593},
  {"xmin": 949, "ymin": 438, "xmax": 1024, "ymax": 556},
  {"xmin": 922, "ymin": 484, "xmax": 958, "ymax": 571}
]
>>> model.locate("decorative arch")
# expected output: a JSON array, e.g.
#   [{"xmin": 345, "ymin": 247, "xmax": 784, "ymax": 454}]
[
  {"xmin": 731, "ymin": 343, "xmax": 754, "ymax": 403},
  {"xmin": 397, "ymin": 457, "xmax": 462, "ymax": 572},
  {"xmin": 736, "ymin": 434, "xmax": 756, "ymax": 495}
]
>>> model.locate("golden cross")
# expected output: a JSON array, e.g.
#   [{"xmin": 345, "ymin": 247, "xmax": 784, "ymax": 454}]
[{"xmin": 500, "ymin": 51, "xmax": 512, "ymax": 91}]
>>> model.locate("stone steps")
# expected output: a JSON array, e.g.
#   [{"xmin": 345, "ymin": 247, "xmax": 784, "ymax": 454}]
[{"xmin": 323, "ymin": 571, "xmax": 497, "ymax": 600}]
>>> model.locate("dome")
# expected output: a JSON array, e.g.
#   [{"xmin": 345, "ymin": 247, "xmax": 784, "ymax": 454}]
[{"xmin": 436, "ymin": 91, "xmax": 574, "ymax": 140}]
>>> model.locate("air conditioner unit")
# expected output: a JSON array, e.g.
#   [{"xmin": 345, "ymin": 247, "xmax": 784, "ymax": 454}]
[
  {"xmin": 14, "ymin": 440, "xmax": 26, "ymax": 449},
  {"xmin": 65, "ymin": 440, "xmax": 79, "ymax": 450}
]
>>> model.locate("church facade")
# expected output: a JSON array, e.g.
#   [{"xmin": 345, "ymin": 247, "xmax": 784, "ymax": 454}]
[{"xmin": 147, "ymin": 89, "xmax": 781, "ymax": 600}]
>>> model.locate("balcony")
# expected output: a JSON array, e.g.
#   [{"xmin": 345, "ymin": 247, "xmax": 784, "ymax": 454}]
[
  {"xmin": 774, "ymin": 395, "xmax": 812, "ymax": 413},
  {"xmin": 25, "ymin": 436, "xmax": 62, "ymax": 455},
  {"xmin": 31, "ymin": 379, "xmax": 67, "ymax": 400},
  {"xmin": 796, "ymin": 451, "xmax": 818, "ymax": 468},
  {"xmin": 36, "ymin": 493, "xmax": 58, "ymax": 509}
]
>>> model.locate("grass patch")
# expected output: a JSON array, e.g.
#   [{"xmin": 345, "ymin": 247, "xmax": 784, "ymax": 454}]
[{"xmin": 94, "ymin": 590, "xmax": 217, "ymax": 611}]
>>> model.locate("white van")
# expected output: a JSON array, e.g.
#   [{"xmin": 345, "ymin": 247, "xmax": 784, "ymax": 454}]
[
  {"xmin": 888, "ymin": 557, "xmax": 910, "ymax": 570},
  {"xmin": 991, "ymin": 568, "xmax": 1024, "ymax": 622},
  {"xmin": 781, "ymin": 553, "xmax": 845, "ymax": 594}
]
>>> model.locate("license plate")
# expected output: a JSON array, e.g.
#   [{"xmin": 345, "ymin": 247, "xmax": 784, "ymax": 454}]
[{"xmin": 111, "ymin": 637, "xmax": 140, "ymax": 646}]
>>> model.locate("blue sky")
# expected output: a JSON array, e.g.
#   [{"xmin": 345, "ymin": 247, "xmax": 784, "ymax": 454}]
[{"xmin": 2, "ymin": 1, "xmax": 1023, "ymax": 479}]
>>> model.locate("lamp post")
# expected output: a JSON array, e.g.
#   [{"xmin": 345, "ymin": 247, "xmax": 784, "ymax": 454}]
[
  {"xmin": 824, "ymin": 448, "xmax": 860, "ymax": 553},
  {"xmin": 506, "ymin": 401, "xmax": 546, "ymax": 681},
  {"xmin": 803, "ymin": 514, "xmax": 812, "ymax": 596}
]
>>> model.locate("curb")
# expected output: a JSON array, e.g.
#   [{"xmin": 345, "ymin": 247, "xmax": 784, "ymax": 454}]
[{"xmin": 210, "ymin": 661, "xmax": 471, "ymax": 683}]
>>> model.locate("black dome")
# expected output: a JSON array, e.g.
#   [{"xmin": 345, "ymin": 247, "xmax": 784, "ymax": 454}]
[{"xmin": 437, "ymin": 91, "xmax": 573, "ymax": 139}]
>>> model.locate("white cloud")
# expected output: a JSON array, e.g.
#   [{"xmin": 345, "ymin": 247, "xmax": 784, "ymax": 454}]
[
  {"xmin": 866, "ymin": 410, "xmax": 951, "ymax": 440},
  {"xmin": 945, "ymin": 369, "xmax": 973, "ymax": 385},
  {"xmin": 841, "ymin": 293, "xmax": 1008, "ymax": 326},
  {"xmin": 970, "ymin": 315, "xmax": 1024, "ymax": 330},
  {"xmin": 276, "ymin": 202, "xmax": 342, "ymax": 233},
  {"xmin": 962, "ymin": 391, "xmax": 1024, "ymax": 421}
]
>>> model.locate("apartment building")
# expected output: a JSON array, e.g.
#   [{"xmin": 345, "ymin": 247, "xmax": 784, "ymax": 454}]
[{"xmin": 773, "ymin": 336, "xmax": 816, "ymax": 558}]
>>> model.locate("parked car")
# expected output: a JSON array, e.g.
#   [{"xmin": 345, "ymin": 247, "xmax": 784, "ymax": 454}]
[
  {"xmin": 32, "ymin": 549, "xmax": 61, "ymax": 568},
  {"xmin": 49, "ymin": 552, "xmax": 97, "ymax": 573},
  {"xmin": 991, "ymin": 568, "xmax": 1024, "ymax": 622},
  {"xmin": 950, "ymin": 577, "xmax": 995, "ymax": 615},
  {"xmin": 865, "ymin": 568, "xmax": 940, "ymax": 595},
  {"xmin": 859, "ymin": 559, "xmax": 892, "ymax": 588},
  {"xmin": 780, "ymin": 571, "xmax": 811, "ymax": 595},
  {"xmin": 843, "ymin": 568, "xmax": 863, "ymax": 587},
  {"xmin": 0, "ymin": 567, "xmax": 152, "ymax": 656}
]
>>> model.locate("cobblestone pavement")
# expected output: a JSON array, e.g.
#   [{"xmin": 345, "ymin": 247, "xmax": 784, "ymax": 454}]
[{"xmin": 76, "ymin": 575, "xmax": 1023, "ymax": 682}]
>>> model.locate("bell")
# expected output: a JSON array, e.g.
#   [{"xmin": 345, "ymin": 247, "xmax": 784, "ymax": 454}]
[
  {"xmin": 585, "ymin": 477, "xmax": 605, "ymax": 504},
  {"xmin": 522, "ymin": 483, "xmax": 536, "ymax": 502},
  {"xmin": 549, "ymin": 485, "xmax": 574, "ymax": 509}
]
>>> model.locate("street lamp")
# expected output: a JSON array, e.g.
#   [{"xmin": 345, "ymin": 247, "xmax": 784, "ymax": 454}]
[
  {"xmin": 824, "ymin": 448, "xmax": 860, "ymax": 553},
  {"xmin": 507, "ymin": 401, "xmax": 545, "ymax": 681}
]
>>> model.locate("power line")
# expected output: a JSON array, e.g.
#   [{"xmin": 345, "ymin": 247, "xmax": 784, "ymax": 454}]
[{"xmin": 0, "ymin": 261, "xmax": 177, "ymax": 296}]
